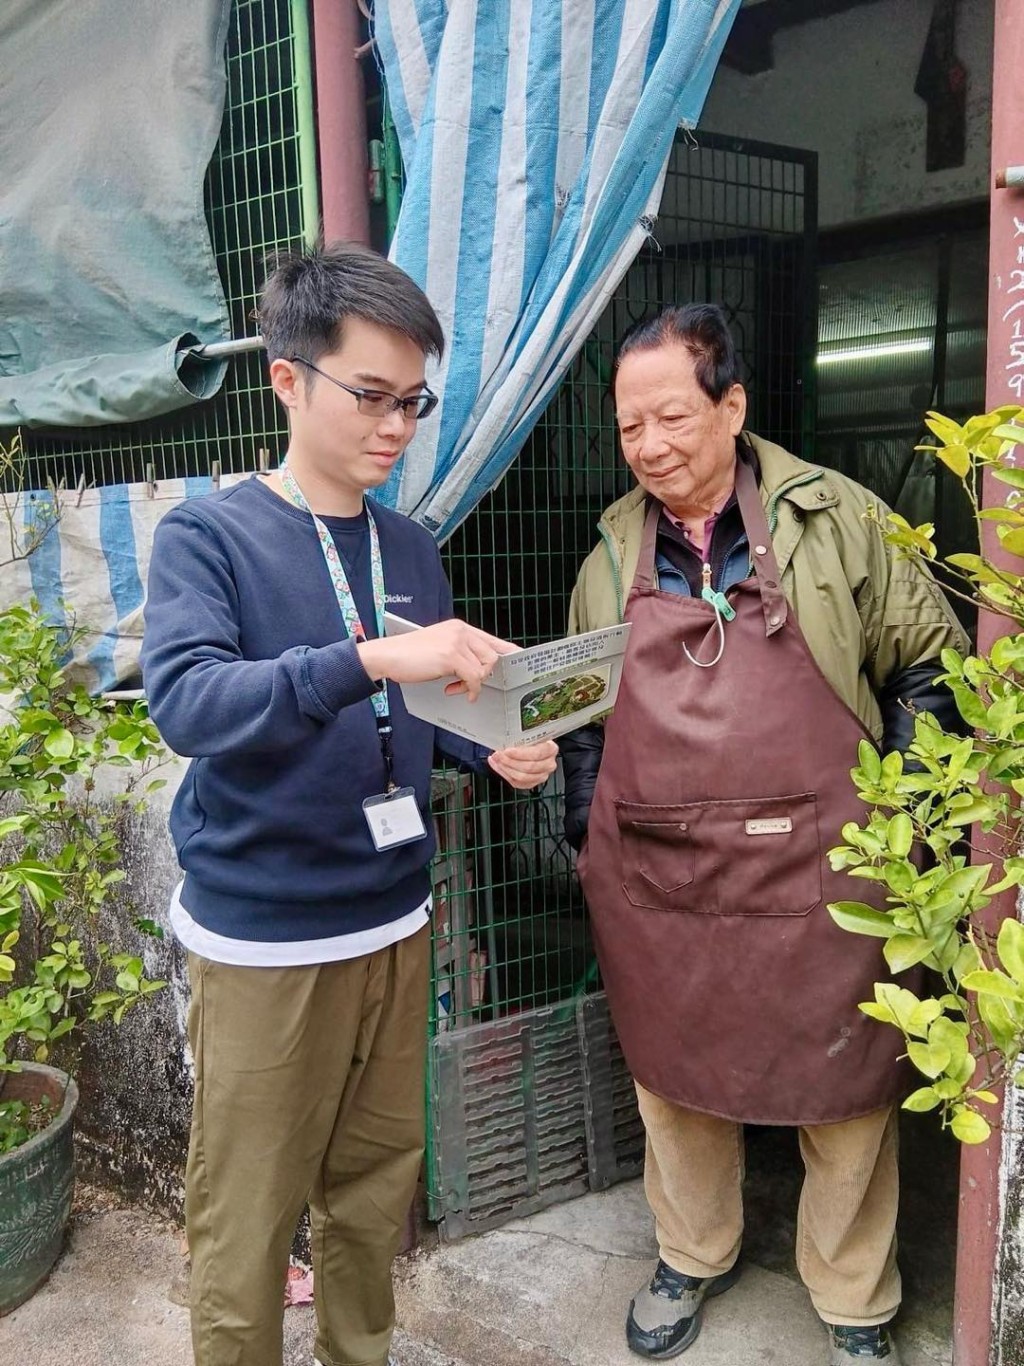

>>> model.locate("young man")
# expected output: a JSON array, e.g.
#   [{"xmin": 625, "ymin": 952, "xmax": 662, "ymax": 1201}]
[{"xmin": 141, "ymin": 242, "xmax": 557, "ymax": 1366}]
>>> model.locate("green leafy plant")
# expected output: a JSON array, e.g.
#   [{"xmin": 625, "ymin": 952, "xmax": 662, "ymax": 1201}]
[
  {"xmin": 829, "ymin": 405, "xmax": 1024, "ymax": 1144},
  {"xmin": 0, "ymin": 600, "xmax": 169, "ymax": 1150},
  {"xmin": 0, "ymin": 1094, "xmax": 53, "ymax": 1154},
  {"xmin": 0, "ymin": 430, "xmax": 61, "ymax": 571}
]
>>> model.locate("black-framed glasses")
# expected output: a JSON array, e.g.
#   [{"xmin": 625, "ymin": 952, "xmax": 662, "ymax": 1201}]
[{"xmin": 290, "ymin": 357, "xmax": 438, "ymax": 420}]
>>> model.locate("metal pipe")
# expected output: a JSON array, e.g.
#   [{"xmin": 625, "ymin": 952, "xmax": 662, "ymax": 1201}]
[
  {"xmin": 312, "ymin": 0, "xmax": 371, "ymax": 244},
  {"xmin": 191, "ymin": 336, "xmax": 264, "ymax": 358},
  {"xmin": 290, "ymin": 0, "xmax": 322, "ymax": 245},
  {"xmin": 382, "ymin": 92, "xmax": 403, "ymax": 246}
]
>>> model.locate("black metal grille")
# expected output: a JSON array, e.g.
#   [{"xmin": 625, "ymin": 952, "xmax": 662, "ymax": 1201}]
[
  {"xmin": 444, "ymin": 132, "xmax": 818, "ymax": 655},
  {"xmin": 815, "ymin": 223, "xmax": 986, "ymax": 576}
]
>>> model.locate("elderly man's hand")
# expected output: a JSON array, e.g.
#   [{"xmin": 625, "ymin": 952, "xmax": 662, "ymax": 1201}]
[{"xmin": 488, "ymin": 739, "xmax": 558, "ymax": 790}]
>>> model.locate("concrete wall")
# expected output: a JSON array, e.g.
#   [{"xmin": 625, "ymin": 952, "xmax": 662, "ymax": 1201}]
[
  {"xmin": 701, "ymin": 0, "xmax": 995, "ymax": 228},
  {"xmin": 74, "ymin": 767, "xmax": 192, "ymax": 1217},
  {"xmin": 997, "ymin": 1087, "xmax": 1024, "ymax": 1364}
]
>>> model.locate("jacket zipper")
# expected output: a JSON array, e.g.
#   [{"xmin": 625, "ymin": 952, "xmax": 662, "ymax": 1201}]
[
  {"xmin": 598, "ymin": 521, "xmax": 626, "ymax": 621},
  {"xmin": 598, "ymin": 467, "xmax": 825, "ymax": 619}
]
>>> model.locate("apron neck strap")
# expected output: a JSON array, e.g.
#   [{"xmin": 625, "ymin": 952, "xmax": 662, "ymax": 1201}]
[
  {"xmin": 633, "ymin": 453, "xmax": 788, "ymax": 639},
  {"xmin": 634, "ymin": 497, "xmax": 662, "ymax": 592},
  {"xmin": 734, "ymin": 456, "xmax": 788, "ymax": 638}
]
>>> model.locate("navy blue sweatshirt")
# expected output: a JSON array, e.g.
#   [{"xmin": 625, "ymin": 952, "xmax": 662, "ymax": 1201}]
[{"xmin": 141, "ymin": 475, "xmax": 479, "ymax": 942}]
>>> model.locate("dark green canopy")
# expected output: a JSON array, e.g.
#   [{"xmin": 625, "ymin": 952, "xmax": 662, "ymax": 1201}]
[{"xmin": 0, "ymin": 0, "xmax": 233, "ymax": 427}]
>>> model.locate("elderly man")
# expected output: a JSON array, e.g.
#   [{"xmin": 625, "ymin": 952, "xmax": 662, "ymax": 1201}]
[{"xmin": 561, "ymin": 303, "xmax": 966, "ymax": 1365}]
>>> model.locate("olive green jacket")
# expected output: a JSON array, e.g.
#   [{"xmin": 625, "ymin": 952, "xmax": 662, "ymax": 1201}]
[{"xmin": 567, "ymin": 432, "xmax": 968, "ymax": 744}]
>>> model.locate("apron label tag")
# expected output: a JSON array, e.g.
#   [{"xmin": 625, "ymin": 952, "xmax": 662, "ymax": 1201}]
[{"xmin": 745, "ymin": 817, "xmax": 793, "ymax": 836}]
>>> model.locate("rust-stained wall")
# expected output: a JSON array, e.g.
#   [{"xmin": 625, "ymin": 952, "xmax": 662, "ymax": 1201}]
[
  {"xmin": 996, "ymin": 1088, "xmax": 1024, "ymax": 1365},
  {"xmin": 74, "ymin": 771, "xmax": 193, "ymax": 1217}
]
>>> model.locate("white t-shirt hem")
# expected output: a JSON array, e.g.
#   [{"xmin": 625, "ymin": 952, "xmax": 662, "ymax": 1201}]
[{"xmin": 169, "ymin": 880, "xmax": 430, "ymax": 967}]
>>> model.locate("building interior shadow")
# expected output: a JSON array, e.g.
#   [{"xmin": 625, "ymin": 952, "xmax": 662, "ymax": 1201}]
[{"xmin": 740, "ymin": 1113, "xmax": 958, "ymax": 1344}]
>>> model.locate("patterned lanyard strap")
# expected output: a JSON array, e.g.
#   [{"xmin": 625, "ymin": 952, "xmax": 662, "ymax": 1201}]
[{"xmin": 280, "ymin": 464, "xmax": 390, "ymax": 726}]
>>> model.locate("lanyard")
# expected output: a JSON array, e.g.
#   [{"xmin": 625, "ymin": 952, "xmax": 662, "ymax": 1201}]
[{"xmin": 279, "ymin": 465, "xmax": 397, "ymax": 790}]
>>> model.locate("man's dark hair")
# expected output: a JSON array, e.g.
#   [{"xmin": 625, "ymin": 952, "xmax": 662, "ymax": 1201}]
[
  {"xmin": 615, "ymin": 303, "xmax": 739, "ymax": 403},
  {"xmin": 258, "ymin": 240, "xmax": 445, "ymax": 371}
]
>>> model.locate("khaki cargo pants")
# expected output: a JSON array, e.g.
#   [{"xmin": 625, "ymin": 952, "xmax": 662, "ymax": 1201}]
[
  {"xmin": 637, "ymin": 1084, "xmax": 901, "ymax": 1326},
  {"xmin": 185, "ymin": 926, "xmax": 429, "ymax": 1366}
]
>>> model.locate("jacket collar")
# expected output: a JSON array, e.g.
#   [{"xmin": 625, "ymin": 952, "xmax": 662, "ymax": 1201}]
[{"xmin": 747, "ymin": 433, "xmax": 838, "ymax": 512}]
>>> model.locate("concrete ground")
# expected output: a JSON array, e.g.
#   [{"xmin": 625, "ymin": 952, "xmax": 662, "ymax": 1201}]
[
  {"xmin": 0, "ymin": 1199, "xmax": 454, "ymax": 1366},
  {"xmin": 394, "ymin": 1176, "xmax": 952, "ymax": 1366},
  {"xmin": 1, "ymin": 1121, "xmax": 955, "ymax": 1366}
]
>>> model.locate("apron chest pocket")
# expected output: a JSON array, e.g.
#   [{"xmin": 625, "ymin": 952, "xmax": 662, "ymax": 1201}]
[
  {"xmin": 615, "ymin": 793, "xmax": 822, "ymax": 916},
  {"xmin": 615, "ymin": 802, "xmax": 696, "ymax": 911}
]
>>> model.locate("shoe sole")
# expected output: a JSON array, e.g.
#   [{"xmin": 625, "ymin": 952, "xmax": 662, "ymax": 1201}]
[{"xmin": 628, "ymin": 1263, "xmax": 742, "ymax": 1360}]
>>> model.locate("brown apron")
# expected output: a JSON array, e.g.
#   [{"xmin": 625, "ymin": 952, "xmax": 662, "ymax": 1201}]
[{"xmin": 577, "ymin": 459, "xmax": 914, "ymax": 1125}]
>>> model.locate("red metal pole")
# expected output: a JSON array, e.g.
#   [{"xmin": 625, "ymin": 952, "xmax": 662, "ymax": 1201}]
[
  {"xmin": 311, "ymin": 0, "xmax": 371, "ymax": 246},
  {"xmin": 954, "ymin": 3, "xmax": 1024, "ymax": 1361}
]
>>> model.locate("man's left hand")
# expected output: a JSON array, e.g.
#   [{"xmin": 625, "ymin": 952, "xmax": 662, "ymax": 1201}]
[{"xmin": 488, "ymin": 740, "xmax": 558, "ymax": 790}]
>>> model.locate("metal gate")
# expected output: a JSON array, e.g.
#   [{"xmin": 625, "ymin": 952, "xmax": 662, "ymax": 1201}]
[{"xmin": 428, "ymin": 131, "xmax": 818, "ymax": 1239}]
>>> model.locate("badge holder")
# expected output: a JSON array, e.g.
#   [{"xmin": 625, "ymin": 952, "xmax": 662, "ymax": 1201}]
[{"xmin": 362, "ymin": 718, "xmax": 428, "ymax": 852}]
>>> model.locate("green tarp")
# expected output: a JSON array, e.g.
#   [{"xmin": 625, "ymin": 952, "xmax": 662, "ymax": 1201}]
[{"xmin": 0, "ymin": 0, "xmax": 233, "ymax": 428}]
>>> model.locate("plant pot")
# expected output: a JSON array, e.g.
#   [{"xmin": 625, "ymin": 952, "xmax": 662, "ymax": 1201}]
[{"xmin": 0, "ymin": 1062, "xmax": 78, "ymax": 1315}]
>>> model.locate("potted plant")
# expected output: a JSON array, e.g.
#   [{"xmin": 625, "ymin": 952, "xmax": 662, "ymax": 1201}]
[
  {"xmin": 0, "ymin": 599, "xmax": 168, "ymax": 1312},
  {"xmin": 828, "ymin": 404, "xmax": 1024, "ymax": 1144}
]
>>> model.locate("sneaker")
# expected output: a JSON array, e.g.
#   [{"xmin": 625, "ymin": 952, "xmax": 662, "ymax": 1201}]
[
  {"xmin": 827, "ymin": 1323, "xmax": 902, "ymax": 1363},
  {"xmin": 625, "ymin": 1258, "xmax": 740, "ymax": 1359}
]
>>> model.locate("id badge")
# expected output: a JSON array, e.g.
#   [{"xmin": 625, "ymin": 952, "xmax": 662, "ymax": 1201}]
[{"xmin": 363, "ymin": 787, "xmax": 428, "ymax": 852}]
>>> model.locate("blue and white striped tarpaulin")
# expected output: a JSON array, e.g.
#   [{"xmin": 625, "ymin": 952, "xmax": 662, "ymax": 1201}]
[
  {"xmin": 373, "ymin": 0, "xmax": 741, "ymax": 541},
  {"xmin": 1, "ymin": 474, "xmax": 250, "ymax": 694}
]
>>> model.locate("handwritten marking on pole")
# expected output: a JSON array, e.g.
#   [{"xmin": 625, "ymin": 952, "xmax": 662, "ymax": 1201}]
[{"xmin": 998, "ymin": 227, "xmax": 1024, "ymax": 500}]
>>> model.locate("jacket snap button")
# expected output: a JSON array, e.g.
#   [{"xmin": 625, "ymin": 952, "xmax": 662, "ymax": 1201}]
[
  {"xmin": 769, "ymin": 614, "xmax": 781, "ymax": 627},
  {"xmin": 816, "ymin": 490, "xmax": 827, "ymax": 500},
  {"xmin": 754, "ymin": 544, "xmax": 767, "ymax": 555},
  {"xmin": 679, "ymin": 823, "xmax": 688, "ymax": 832}
]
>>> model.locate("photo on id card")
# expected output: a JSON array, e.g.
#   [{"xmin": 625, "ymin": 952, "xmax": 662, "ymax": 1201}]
[{"xmin": 362, "ymin": 787, "xmax": 427, "ymax": 851}]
